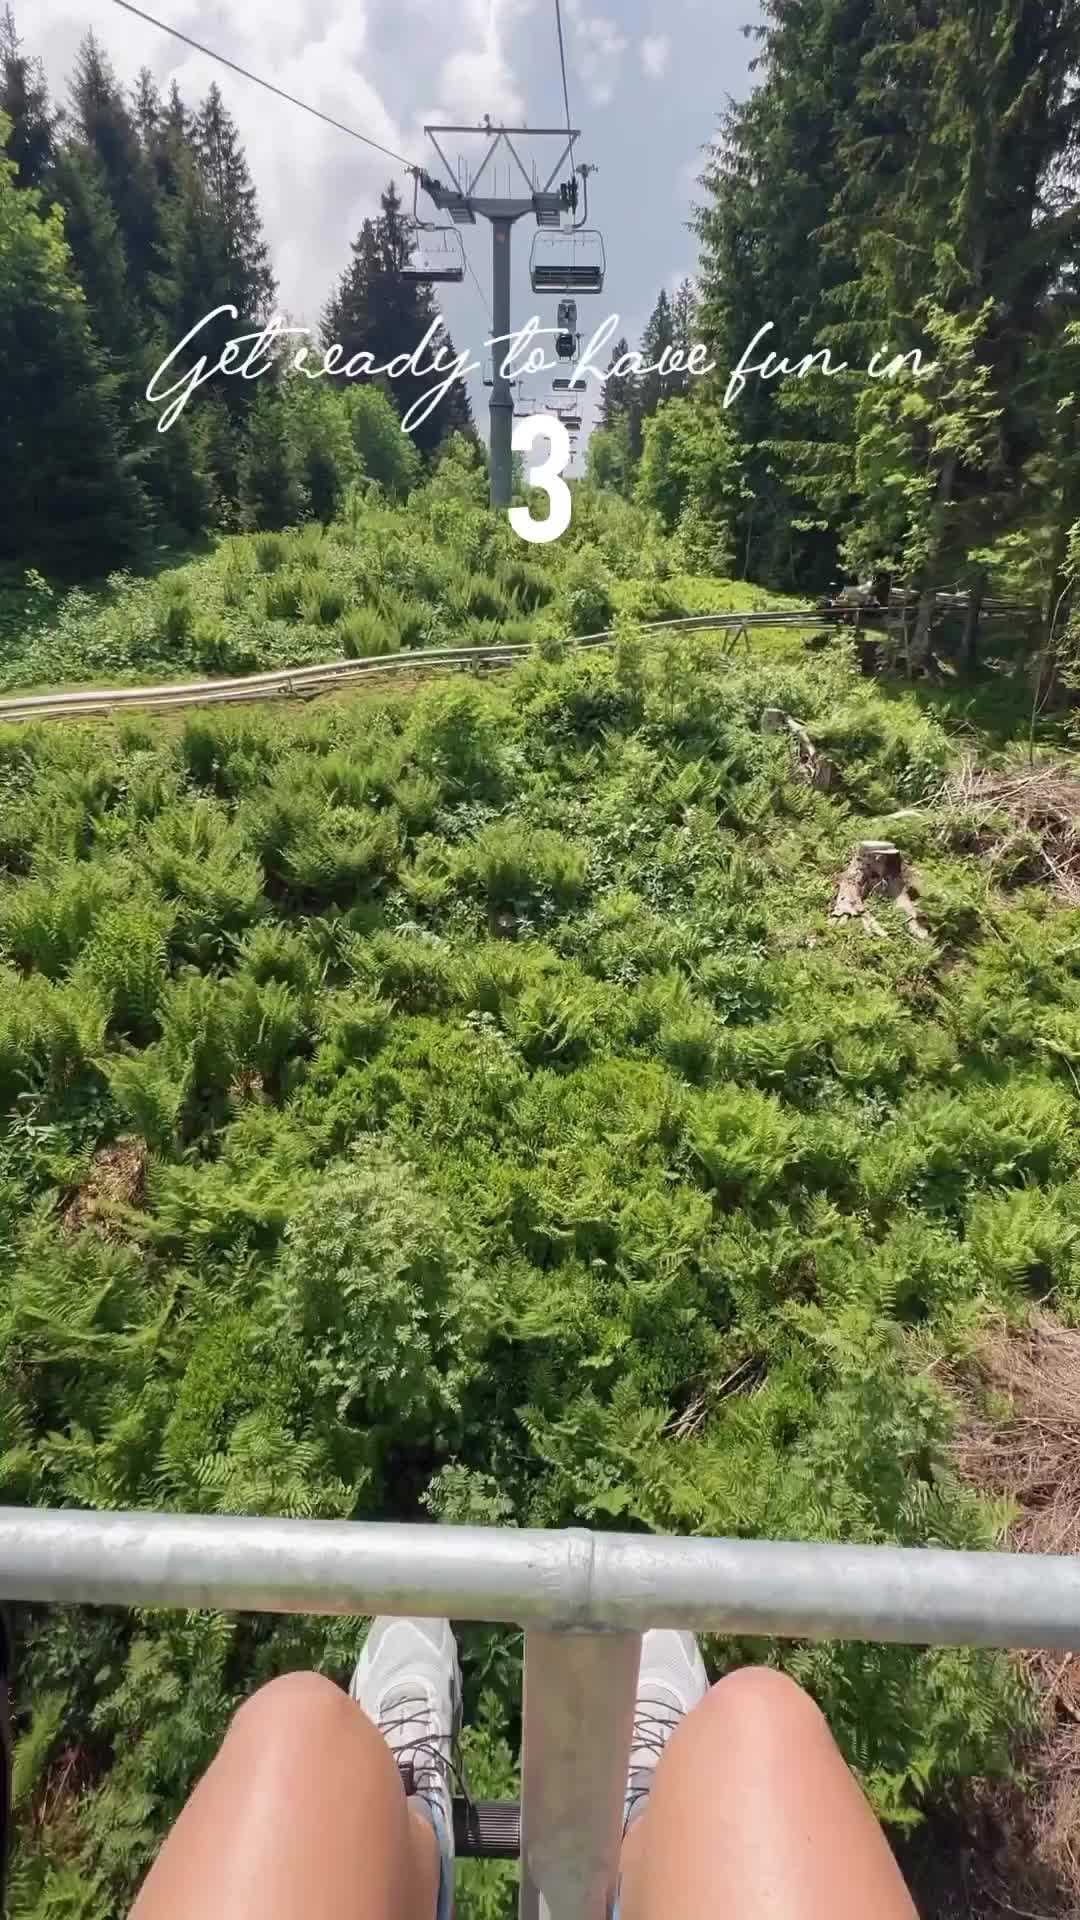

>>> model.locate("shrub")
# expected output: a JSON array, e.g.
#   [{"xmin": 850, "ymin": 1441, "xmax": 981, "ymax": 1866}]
[
  {"xmin": 559, "ymin": 551, "xmax": 614, "ymax": 636},
  {"xmin": 271, "ymin": 1137, "xmax": 486, "ymax": 1434},
  {"xmin": 70, "ymin": 899, "xmax": 171, "ymax": 1040},
  {"xmin": 405, "ymin": 682, "xmax": 505, "ymax": 798},
  {"xmin": 0, "ymin": 970, "xmax": 100, "ymax": 1114},
  {"xmin": 261, "ymin": 572, "xmax": 305, "ymax": 621},
  {"xmin": 455, "ymin": 821, "xmax": 589, "ymax": 913},
  {"xmin": 336, "ymin": 607, "xmax": 394, "ymax": 658},
  {"xmin": 282, "ymin": 805, "xmax": 400, "ymax": 905},
  {"xmin": 253, "ymin": 533, "xmax": 288, "ymax": 573},
  {"xmin": 302, "ymin": 582, "xmax": 347, "ymax": 627}
]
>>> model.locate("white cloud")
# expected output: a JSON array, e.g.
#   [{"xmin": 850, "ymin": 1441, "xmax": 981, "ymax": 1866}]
[
  {"xmin": 641, "ymin": 33, "xmax": 670, "ymax": 78},
  {"xmin": 562, "ymin": 0, "xmax": 628, "ymax": 108},
  {"xmin": 436, "ymin": 0, "xmax": 533, "ymax": 125},
  {"xmin": 26, "ymin": 0, "xmax": 536, "ymax": 322}
]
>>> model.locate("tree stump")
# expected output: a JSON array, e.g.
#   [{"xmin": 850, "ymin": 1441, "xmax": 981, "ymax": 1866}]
[{"xmin": 830, "ymin": 840, "xmax": 930, "ymax": 941}]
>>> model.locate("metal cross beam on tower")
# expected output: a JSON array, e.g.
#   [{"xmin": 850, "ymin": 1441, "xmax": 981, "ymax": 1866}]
[{"xmin": 417, "ymin": 124, "xmax": 582, "ymax": 511}]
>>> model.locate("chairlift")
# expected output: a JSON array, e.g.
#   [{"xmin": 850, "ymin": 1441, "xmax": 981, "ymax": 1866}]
[
  {"xmin": 546, "ymin": 398, "xmax": 582, "ymax": 431},
  {"xmin": 557, "ymin": 299, "xmax": 578, "ymax": 332},
  {"xmin": 552, "ymin": 378, "xmax": 587, "ymax": 392},
  {"xmin": 401, "ymin": 219, "xmax": 466, "ymax": 285},
  {"xmin": 530, "ymin": 227, "xmax": 605, "ymax": 294}
]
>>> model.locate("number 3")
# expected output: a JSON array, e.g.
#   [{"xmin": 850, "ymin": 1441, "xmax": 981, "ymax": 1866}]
[{"xmin": 509, "ymin": 413, "xmax": 573, "ymax": 544}]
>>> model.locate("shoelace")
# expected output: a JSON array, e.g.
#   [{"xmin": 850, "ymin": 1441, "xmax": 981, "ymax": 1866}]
[
  {"xmin": 623, "ymin": 1699, "xmax": 685, "ymax": 1830},
  {"xmin": 378, "ymin": 1689, "xmax": 472, "ymax": 1824}
]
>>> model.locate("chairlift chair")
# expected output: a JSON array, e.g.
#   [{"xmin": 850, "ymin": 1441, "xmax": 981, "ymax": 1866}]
[
  {"xmin": 530, "ymin": 228, "xmax": 605, "ymax": 294},
  {"xmin": 552, "ymin": 378, "xmax": 587, "ymax": 392},
  {"xmin": 401, "ymin": 220, "xmax": 466, "ymax": 284}
]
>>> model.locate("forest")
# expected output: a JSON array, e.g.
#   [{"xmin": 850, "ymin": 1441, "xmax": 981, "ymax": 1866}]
[{"xmin": 6, "ymin": 2, "xmax": 1080, "ymax": 1917}]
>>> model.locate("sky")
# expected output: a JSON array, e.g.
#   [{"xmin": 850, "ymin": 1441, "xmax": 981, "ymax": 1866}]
[{"xmin": 24, "ymin": 0, "xmax": 766, "ymax": 460}]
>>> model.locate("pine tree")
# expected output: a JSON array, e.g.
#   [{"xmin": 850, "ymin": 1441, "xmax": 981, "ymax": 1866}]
[
  {"xmin": 639, "ymin": 287, "xmax": 675, "ymax": 421},
  {"xmin": 322, "ymin": 180, "xmax": 473, "ymax": 459},
  {"xmin": 51, "ymin": 142, "xmax": 131, "ymax": 362},
  {"xmin": 694, "ymin": 0, "xmax": 878, "ymax": 587},
  {"xmin": 141, "ymin": 78, "xmax": 191, "ymax": 203},
  {"xmin": 599, "ymin": 335, "xmax": 634, "ymax": 421},
  {"xmin": 0, "ymin": 117, "xmax": 149, "ymax": 577},
  {"xmin": 68, "ymin": 32, "xmax": 164, "ymax": 325},
  {"xmin": 672, "ymin": 278, "xmax": 696, "ymax": 365},
  {"xmin": 132, "ymin": 67, "xmax": 160, "ymax": 148},
  {"xmin": 192, "ymin": 84, "xmax": 274, "ymax": 324},
  {"xmin": 0, "ymin": 5, "xmax": 55, "ymax": 189},
  {"xmin": 237, "ymin": 385, "xmax": 306, "ymax": 530},
  {"xmin": 835, "ymin": 0, "xmax": 1080, "ymax": 660}
]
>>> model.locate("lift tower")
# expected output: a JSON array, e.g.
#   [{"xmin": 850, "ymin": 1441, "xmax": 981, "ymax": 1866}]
[{"xmin": 415, "ymin": 124, "xmax": 583, "ymax": 511}]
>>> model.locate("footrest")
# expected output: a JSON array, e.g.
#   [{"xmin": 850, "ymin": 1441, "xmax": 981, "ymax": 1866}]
[{"xmin": 452, "ymin": 1797, "xmax": 520, "ymax": 1859}]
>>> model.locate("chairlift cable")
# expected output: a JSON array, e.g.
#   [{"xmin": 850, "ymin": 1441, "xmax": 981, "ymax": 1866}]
[
  {"xmin": 553, "ymin": 0, "xmax": 576, "ymax": 174},
  {"xmin": 110, "ymin": 0, "xmax": 419, "ymax": 168}
]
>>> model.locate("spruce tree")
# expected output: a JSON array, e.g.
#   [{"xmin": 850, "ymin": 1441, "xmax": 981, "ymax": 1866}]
[
  {"xmin": 237, "ymin": 385, "xmax": 306, "ymax": 530},
  {"xmin": 68, "ymin": 32, "xmax": 164, "ymax": 325},
  {"xmin": 598, "ymin": 335, "xmax": 639, "ymax": 434},
  {"xmin": 51, "ymin": 142, "xmax": 131, "ymax": 362},
  {"xmin": 834, "ymin": 0, "xmax": 1080, "ymax": 659},
  {"xmin": 192, "ymin": 83, "xmax": 274, "ymax": 324},
  {"xmin": 0, "ymin": 5, "xmax": 54, "ymax": 189},
  {"xmin": 639, "ymin": 287, "xmax": 675, "ymax": 421},
  {"xmin": 694, "ymin": 0, "xmax": 877, "ymax": 587},
  {"xmin": 0, "ymin": 119, "xmax": 149, "ymax": 577},
  {"xmin": 322, "ymin": 180, "xmax": 473, "ymax": 459}
]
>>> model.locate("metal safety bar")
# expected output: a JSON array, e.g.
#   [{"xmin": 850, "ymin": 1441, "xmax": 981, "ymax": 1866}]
[{"xmin": 4, "ymin": 1509, "xmax": 1080, "ymax": 1920}]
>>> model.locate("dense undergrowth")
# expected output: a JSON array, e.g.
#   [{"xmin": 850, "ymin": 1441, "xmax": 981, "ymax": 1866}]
[
  {"xmin": 0, "ymin": 455, "xmax": 803, "ymax": 695},
  {"xmin": 2, "ymin": 619, "xmax": 1079, "ymax": 1913}
]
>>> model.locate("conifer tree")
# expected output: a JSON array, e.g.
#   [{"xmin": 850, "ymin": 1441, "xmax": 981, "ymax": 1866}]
[
  {"xmin": 237, "ymin": 385, "xmax": 306, "ymax": 530},
  {"xmin": 192, "ymin": 83, "xmax": 274, "ymax": 324},
  {"xmin": 695, "ymin": 0, "xmax": 877, "ymax": 586},
  {"xmin": 0, "ymin": 5, "xmax": 54, "ymax": 189},
  {"xmin": 599, "ymin": 335, "xmax": 636, "ymax": 423},
  {"xmin": 68, "ymin": 32, "xmax": 164, "ymax": 325},
  {"xmin": 51, "ymin": 141, "xmax": 130, "ymax": 362},
  {"xmin": 0, "ymin": 117, "xmax": 149, "ymax": 576},
  {"xmin": 638, "ymin": 287, "xmax": 675, "ymax": 421},
  {"xmin": 835, "ymin": 0, "xmax": 1080, "ymax": 659},
  {"xmin": 322, "ymin": 181, "xmax": 473, "ymax": 459}
]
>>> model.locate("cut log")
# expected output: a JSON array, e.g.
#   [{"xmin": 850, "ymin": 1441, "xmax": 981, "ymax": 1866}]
[
  {"xmin": 760, "ymin": 708, "xmax": 835, "ymax": 791},
  {"xmin": 830, "ymin": 839, "xmax": 930, "ymax": 941}
]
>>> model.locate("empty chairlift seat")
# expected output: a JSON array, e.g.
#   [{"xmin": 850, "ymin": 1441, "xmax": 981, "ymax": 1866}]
[
  {"xmin": 530, "ymin": 228, "xmax": 605, "ymax": 294},
  {"xmin": 401, "ymin": 223, "xmax": 466, "ymax": 284}
]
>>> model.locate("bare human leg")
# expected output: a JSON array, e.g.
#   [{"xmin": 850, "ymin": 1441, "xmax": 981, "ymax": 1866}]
[
  {"xmin": 129, "ymin": 1670, "xmax": 439, "ymax": 1920},
  {"xmin": 618, "ymin": 1664, "xmax": 919, "ymax": 1920}
]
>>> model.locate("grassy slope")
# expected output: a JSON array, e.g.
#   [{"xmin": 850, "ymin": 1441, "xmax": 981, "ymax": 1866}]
[
  {"xmin": 3, "ymin": 624, "xmax": 1080, "ymax": 1913},
  {"xmin": 0, "ymin": 487, "xmax": 811, "ymax": 696}
]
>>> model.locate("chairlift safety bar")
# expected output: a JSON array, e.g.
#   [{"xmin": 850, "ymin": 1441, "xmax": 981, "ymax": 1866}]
[{"xmin": 5, "ymin": 1510, "xmax": 1078, "ymax": 1920}]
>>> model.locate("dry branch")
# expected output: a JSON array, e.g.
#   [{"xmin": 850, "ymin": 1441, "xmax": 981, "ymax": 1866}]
[
  {"xmin": 944, "ymin": 1319, "xmax": 1080, "ymax": 1914},
  {"xmin": 935, "ymin": 760, "xmax": 1080, "ymax": 905},
  {"xmin": 760, "ymin": 707, "xmax": 836, "ymax": 790}
]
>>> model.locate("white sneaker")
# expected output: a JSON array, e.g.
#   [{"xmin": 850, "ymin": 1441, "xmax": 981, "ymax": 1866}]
[
  {"xmin": 623, "ymin": 1629, "xmax": 708, "ymax": 1834},
  {"xmin": 350, "ymin": 1616, "xmax": 462, "ymax": 1837}
]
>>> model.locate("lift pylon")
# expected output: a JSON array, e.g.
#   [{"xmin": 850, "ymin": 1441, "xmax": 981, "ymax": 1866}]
[{"xmin": 415, "ymin": 127, "xmax": 600, "ymax": 510}]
